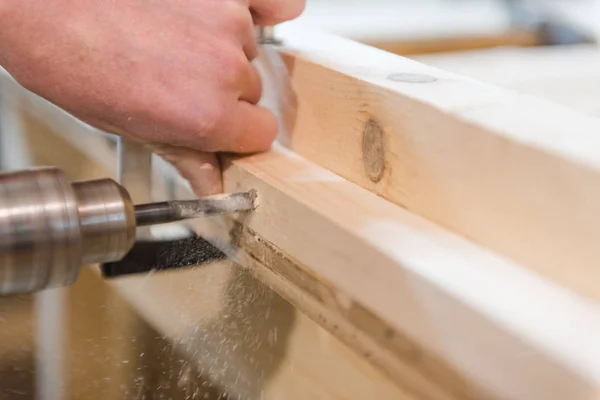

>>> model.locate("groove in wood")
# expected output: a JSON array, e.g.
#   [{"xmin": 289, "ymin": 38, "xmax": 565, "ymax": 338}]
[{"xmin": 234, "ymin": 222, "xmax": 491, "ymax": 400}]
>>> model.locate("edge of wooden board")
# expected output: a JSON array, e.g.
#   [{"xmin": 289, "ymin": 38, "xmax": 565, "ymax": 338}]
[
  {"xmin": 210, "ymin": 146, "xmax": 600, "ymax": 400},
  {"xmin": 274, "ymin": 24, "xmax": 600, "ymax": 302}
]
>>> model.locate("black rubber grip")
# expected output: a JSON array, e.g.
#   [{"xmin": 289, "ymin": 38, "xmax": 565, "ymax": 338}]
[{"xmin": 101, "ymin": 234, "xmax": 226, "ymax": 278}]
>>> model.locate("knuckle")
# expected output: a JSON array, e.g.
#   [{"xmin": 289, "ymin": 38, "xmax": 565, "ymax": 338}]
[
  {"xmin": 231, "ymin": 53, "xmax": 249, "ymax": 77},
  {"xmin": 254, "ymin": 0, "xmax": 306, "ymax": 23},
  {"xmin": 221, "ymin": 0, "xmax": 253, "ymax": 36},
  {"xmin": 220, "ymin": 47, "xmax": 248, "ymax": 80},
  {"xmin": 228, "ymin": 2, "xmax": 252, "ymax": 27},
  {"xmin": 289, "ymin": 0, "xmax": 307, "ymax": 19}
]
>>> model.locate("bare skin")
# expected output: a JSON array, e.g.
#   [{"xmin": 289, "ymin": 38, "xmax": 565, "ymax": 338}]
[{"xmin": 0, "ymin": 0, "xmax": 305, "ymax": 195}]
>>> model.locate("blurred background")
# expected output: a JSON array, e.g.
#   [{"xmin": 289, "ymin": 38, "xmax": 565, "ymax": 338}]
[
  {"xmin": 296, "ymin": 0, "xmax": 599, "ymax": 52},
  {"xmin": 1, "ymin": 0, "xmax": 599, "ymax": 399}
]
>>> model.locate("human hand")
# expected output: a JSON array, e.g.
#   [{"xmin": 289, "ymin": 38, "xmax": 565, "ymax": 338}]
[{"xmin": 0, "ymin": 0, "xmax": 305, "ymax": 195}]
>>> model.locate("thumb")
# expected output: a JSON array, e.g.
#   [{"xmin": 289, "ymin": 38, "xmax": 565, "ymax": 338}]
[
  {"xmin": 148, "ymin": 143, "xmax": 223, "ymax": 197},
  {"xmin": 250, "ymin": 0, "xmax": 306, "ymax": 25}
]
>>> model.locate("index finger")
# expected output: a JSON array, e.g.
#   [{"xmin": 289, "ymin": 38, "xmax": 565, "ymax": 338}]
[
  {"xmin": 250, "ymin": 0, "xmax": 306, "ymax": 25},
  {"xmin": 217, "ymin": 101, "xmax": 278, "ymax": 153}
]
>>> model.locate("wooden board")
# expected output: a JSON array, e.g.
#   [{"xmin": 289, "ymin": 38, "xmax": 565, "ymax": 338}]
[
  {"xmin": 274, "ymin": 24, "xmax": 600, "ymax": 304},
  {"xmin": 368, "ymin": 31, "xmax": 538, "ymax": 56},
  {"xmin": 413, "ymin": 44, "xmax": 600, "ymax": 116},
  {"xmin": 211, "ymin": 146, "xmax": 600, "ymax": 400}
]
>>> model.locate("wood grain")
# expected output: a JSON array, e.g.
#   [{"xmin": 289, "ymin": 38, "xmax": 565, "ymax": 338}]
[
  {"xmin": 204, "ymin": 146, "xmax": 600, "ymax": 400},
  {"xmin": 276, "ymin": 25, "xmax": 600, "ymax": 303},
  {"xmin": 414, "ymin": 45, "xmax": 600, "ymax": 116}
]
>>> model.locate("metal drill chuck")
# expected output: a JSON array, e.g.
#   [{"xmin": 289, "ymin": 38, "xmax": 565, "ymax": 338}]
[
  {"xmin": 0, "ymin": 167, "xmax": 135, "ymax": 295},
  {"xmin": 0, "ymin": 166, "xmax": 257, "ymax": 295}
]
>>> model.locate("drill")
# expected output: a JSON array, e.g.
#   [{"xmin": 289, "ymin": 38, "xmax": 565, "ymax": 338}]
[{"xmin": 0, "ymin": 167, "xmax": 255, "ymax": 295}]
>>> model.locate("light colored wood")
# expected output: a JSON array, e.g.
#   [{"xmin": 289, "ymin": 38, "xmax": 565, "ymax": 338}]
[
  {"xmin": 275, "ymin": 24, "xmax": 600, "ymax": 303},
  {"xmin": 369, "ymin": 31, "xmax": 538, "ymax": 56},
  {"xmin": 213, "ymin": 146, "xmax": 600, "ymax": 400},
  {"xmin": 413, "ymin": 45, "xmax": 600, "ymax": 116}
]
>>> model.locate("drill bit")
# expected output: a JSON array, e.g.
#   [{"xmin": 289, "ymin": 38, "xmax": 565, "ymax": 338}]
[{"xmin": 134, "ymin": 190, "xmax": 257, "ymax": 226}]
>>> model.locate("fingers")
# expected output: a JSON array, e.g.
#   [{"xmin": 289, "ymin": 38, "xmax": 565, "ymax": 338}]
[
  {"xmin": 147, "ymin": 98, "xmax": 277, "ymax": 195},
  {"xmin": 212, "ymin": 0, "xmax": 258, "ymax": 60},
  {"xmin": 217, "ymin": 101, "xmax": 278, "ymax": 153},
  {"xmin": 239, "ymin": 63, "xmax": 262, "ymax": 104},
  {"xmin": 151, "ymin": 144, "xmax": 223, "ymax": 196},
  {"xmin": 243, "ymin": 33, "xmax": 259, "ymax": 61},
  {"xmin": 250, "ymin": 0, "xmax": 306, "ymax": 25},
  {"xmin": 240, "ymin": 8, "xmax": 259, "ymax": 60}
]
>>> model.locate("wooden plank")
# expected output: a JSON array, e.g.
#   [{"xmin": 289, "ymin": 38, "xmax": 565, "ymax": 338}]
[
  {"xmin": 413, "ymin": 45, "xmax": 600, "ymax": 116},
  {"xmin": 274, "ymin": 24, "xmax": 600, "ymax": 303},
  {"xmin": 206, "ymin": 146, "xmax": 600, "ymax": 400},
  {"xmin": 368, "ymin": 31, "xmax": 538, "ymax": 56}
]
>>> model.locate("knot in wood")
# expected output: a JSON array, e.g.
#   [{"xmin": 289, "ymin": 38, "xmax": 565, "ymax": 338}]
[{"xmin": 362, "ymin": 119, "xmax": 386, "ymax": 183}]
